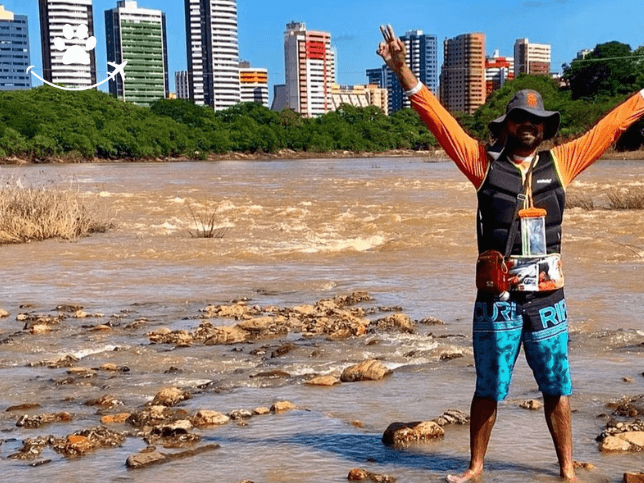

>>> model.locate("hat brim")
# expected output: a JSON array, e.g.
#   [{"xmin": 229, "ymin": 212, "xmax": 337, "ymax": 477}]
[{"xmin": 489, "ymin": 107, "xmax": 561, "ymax": 141}]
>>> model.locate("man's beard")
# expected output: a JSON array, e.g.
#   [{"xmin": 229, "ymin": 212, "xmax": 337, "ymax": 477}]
[{"xmin": 506, "ymin": 129, "xmax": 544, "ymax": 152}]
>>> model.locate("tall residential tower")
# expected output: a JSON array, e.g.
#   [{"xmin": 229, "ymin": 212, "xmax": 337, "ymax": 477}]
[
  {"xmin": 184, "ymin": 0, "xmax": 240, "ymax": 110},
  {"xmin": 38, "ymin": 0, "xmax": 97, "ymax": 88},
  {"xmin": 284, "ymin": 21, "xmax": 335, "ymax": 117},
  {"xmin": 105, "ymin": 1, "xmax": 168, "ymax": 106},
  {"xmin": 0, "ymin": 5, "xmax": 32, "ymax": 90},
  {"xmin": 440, "ymin": 33, "xmax": 486, "ymax": 115}
]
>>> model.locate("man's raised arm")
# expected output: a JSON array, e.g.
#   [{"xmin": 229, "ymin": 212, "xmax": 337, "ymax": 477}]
[{"xmin": 377, "ymin": 25, "xmax": 488, "ymax": 188}]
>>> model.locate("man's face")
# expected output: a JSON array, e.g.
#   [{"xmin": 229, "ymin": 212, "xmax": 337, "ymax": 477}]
[{"xmin": 504, "ymin": 109, "xmax": 545, "ymax": 152}]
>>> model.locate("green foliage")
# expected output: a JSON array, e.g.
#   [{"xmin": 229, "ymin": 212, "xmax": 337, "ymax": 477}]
[
  {"xmin": 563, "ymin": 41, "xmax": 644, "ymax": 101},
  {"xmin": 2, "ymin": 58, "xmax": 644, "ymax": 160}
]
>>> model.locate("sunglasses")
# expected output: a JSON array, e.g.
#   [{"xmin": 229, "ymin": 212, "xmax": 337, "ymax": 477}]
[{"xmin": 507, "ymin": 110, "xmax": 544, "ymax": 125}]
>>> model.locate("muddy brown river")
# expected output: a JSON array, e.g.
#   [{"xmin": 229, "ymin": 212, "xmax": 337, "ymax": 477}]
[{"xmin": 0, "ymin": 157, "xmax": 643, "ymax": 482}]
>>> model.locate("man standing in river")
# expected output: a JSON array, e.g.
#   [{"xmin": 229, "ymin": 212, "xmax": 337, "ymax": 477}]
[{"xmin": 377, "ymin": 25, "xmax": 644, "ymax": 482}]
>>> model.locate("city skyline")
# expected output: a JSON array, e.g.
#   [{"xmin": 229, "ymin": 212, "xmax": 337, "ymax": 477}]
[{"xmin": 3, "ymin": 0, "xmax": 644, "ymax": 100}]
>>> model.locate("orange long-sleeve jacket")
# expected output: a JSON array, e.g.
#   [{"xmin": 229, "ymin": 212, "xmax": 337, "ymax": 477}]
[{"xmin": 408, "ymin": 85, "xmax": 644, "ymax": 189}]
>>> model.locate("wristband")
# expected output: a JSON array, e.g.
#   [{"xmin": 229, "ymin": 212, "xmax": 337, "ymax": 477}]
[{"xmin": 404, "ymin": 82, "xmax": 423, "ymax": 97}]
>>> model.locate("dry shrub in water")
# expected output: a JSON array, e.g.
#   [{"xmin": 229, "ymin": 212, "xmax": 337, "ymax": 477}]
[
  {"xmin": 566, "ymin": 192, "xmax": 595, "ymax": 211},
  {"xmin": 606, "ymin": 187, "xmax": 644, "ymax": 210},
  {"xmin": 185, "ymin": 199, "xmax": 228, "ymax": 239},
  {"xmin": 0, "ymin": 177, "xmax": 109, "ymax": 244}
]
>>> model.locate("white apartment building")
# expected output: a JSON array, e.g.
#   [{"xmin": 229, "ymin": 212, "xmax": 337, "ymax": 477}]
[
  {"xmin": 284, "ymin": 21, "xmax": 335, "ymax": 117},
  {"xmin": 184, "ymin": 0, "xmax": 240, "ymax": 110},
  {"xmin": 514, "ymin": 38, "xmax": 551, "ymax": 76},
  {"xmin": 38, "ymin": 0, "xmax": 97, "ymax": 88}
]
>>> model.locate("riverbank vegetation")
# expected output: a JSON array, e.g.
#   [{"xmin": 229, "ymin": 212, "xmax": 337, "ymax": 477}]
[
  {"xmin": 0, "ymin": 41, "xmax": 642, "ymax": 162},
  {"xmin": 0, "ymin": 178, "xmax": 109, "ymax": 244}
]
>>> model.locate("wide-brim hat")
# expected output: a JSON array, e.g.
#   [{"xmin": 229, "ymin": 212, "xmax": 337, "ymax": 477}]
[{"xmin": 488, "ymin": 89, "xmax": 560, "ymax": 141}]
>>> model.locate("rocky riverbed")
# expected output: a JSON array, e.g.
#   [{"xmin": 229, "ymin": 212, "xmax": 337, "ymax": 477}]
[{"xmin": 2, "ymin": 292, "xmax": 644, "ymax": 482}]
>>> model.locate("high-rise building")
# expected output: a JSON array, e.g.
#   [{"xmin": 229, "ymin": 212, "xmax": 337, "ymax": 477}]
[
  {"xmin": 175, "ymin": 70, "xmax": 189, "ymax": 99},
  {"xmin": 184, "ymin": 0, "xmax": 240, "ymax": 110},
  {"xmin": 105, "ymin": 0, "xmax": 168, "ymax": 106},
  {"xmin": 38, "ymin": 0, "xmax": 97, "ymax": 88},
  {"xmin": 284, "ymin": 21, "xmax": 335, "ymax": 118},
  {"xmin": 239, "ymin": 64, "xmax": 268, "ymax": 107},
  {"xmin": 0, "ymin": 5, "xmax": 32, "ymax": 90},
  {"xmin": 486, "ymin": 50, "xmax": 514, "ymax": 98},
  {"xmin": 367, "ymin": 30, "xmax": 437, "ymax": 114},
  {"xmin": 514, "ymin": 38, "xmax": 551, "ymax": 76},
  {"xmin": 440, "ymin": 33, "xmax": 486, "ymax": 115}
]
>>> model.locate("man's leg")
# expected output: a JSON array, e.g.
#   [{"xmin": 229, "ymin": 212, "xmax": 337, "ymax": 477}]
[
  {"xmin": 446, "ymin": 396, "xmax": 497, "ymax": 483},
  {"xmin": 544, "ymin": 395, "xmax": 576, "ymax": 481}
]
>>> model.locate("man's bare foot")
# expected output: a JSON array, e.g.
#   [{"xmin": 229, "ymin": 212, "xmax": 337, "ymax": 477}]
[{"xmin": 445, "ymin": 469, "xmax": 482, "ymax": 482}]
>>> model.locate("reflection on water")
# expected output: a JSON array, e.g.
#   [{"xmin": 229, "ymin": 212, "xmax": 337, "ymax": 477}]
[{"xmin": 0, "ymin": 157, "xmax": 643, "ymax": 482}]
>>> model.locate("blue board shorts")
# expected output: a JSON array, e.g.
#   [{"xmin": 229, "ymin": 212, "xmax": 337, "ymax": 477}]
[{"xmin": 472, "ymin": 288, "xmax": 572, "ymax": 401}]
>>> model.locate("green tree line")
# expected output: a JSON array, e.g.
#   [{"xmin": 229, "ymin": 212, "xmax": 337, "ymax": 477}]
[
  {"xmin": 0, "ymin": 40, "xmax": 643, "ymax": 160},
  {"xmin": 0, "ymin": 87, "xmax": 435, "ymax": 159}
]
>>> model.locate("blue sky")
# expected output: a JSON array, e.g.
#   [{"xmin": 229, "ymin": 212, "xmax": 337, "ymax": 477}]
[{"xmin": 5, "ymin": 0, "xmax": 644, "ymax": 98}]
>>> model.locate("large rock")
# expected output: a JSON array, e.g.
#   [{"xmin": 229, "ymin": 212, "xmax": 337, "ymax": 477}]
[
  {"xmin": 625, "ymin": 473, "xmax": 644, "ymax": 483},
  {"xmin": 191, "ymin": 410, "xmax": 230, "ymax": 426},
  {"xmin": 341, "ymin": 360, "xmax": 392, "ymax": 382},
  {"xmin": 371, "ymin": 314, "xmax": 415, "ymax": 333},
  {"xmin": 382, "ymin": 421, "xmax": 444, "ymax": 447},
  {"xmin": 306, "ymin": 375, "xmax": 341, "ymax": 386},
  {"xmin": 151, "ymin": 387, "xmax": 190, "ymax": 407}
]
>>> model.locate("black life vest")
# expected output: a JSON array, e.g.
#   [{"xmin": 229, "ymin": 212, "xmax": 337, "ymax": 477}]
[{"xmin": 476, "ymin": 151, "xmax": 565, "ymax": 256}]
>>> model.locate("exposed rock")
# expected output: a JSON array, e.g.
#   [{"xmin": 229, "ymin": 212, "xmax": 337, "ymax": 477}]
[
  {"xmin": 573, "ymin": 461, "xmax": 595, "ymax": 470},
  {"xmin": 8, "ymin": 436, "xmax": 51, "ymax": 460},
  {"xmin": 433, "ymin": 409, "xmax": 470, "ymax": 427},
  {"xmin": 84, "ymin": 394, "xmax": 123, "ymax": 409},
  {"xmin": 100, "ymin": 413, "xmax": 131, "ymax": 424},
  {"xmin": 253, "ymin": 407, "xmax": 271, "ymax": 416},
  {"xmin": 6, "ymin": 403, "xmax": 42, "ymax": 412},
  {"xmin": 52, "ymin": 426, "xmax": 127, "ymax": 456},
  {"xmin": 607, "ymin": 395, "xmax": 644, "ymax": 417},
  {"xmin": 382, "ymin": 420, "xmax": 444, "ymax": 447},
  {"xmin": 625, "ymin": 473, "xmax": 644, "ymax": 483},
  {"xmin": 229, "ymin": 409, "xmax": 253, "ymax": 420},
  {"xmin": 371, "ymin": 314, "xmax": 415, "ymax": 333},
  {"xmin": 249, "ymin": 370, "xmax": 291, "ymax": 379},
  {"xmin": 271, "ymin": 342, "xmax": 297, "ymax": 358},
  {"xmin": 201, "ymin": 302, "xmax": 261, "ymax": 320},
  {"xmin": 30, "ymin": 324, "xmax": 52, "ymax": 335},
  {"xmin": 600, "ymin": 435, "xmax": 635, "ymax": 452},
  {"xmin": 520, "ymin": 399, "xmax": 543, "ymax": 410},
  {"xmin": 127, "ymin": 406, "xmax": 190, "ymax": 429},
  {"xmin": 439, "ymin": 349, "xmax": 464, "ymax": 361},
  {"xmin": 348, "ymin": 468, "xmax": 396, "ymax": 482},
  {"xmin": 271, "ymin": 401, "xmax": 297, "ymax": 413},
  {"xmin": 99, "ymin": 363, "xmax": 119, "ymax": 371},
  {"xmin": 126, "ymin": 443, "xmax": 220, "ymax": 469},
  {"xmin": 126, "ymin": 450, "xmax": 167, "ymax": 468},
  {"xmin": 0, "ymin": 308, "xmax": 9, "ymax": 318},
  {"xmin": 148, "ymin": 329, "xmax": 193, "ymax": 346},
  {"xmin": 418, "ymin": 317, "xmax": 445, "ymax": 325},
  {"xmin": 16, "ymin": 412, "xmax": 73, "ymax": 428},
  {"xmin": 306, "ymin": 375, "xmax": 341, "ymax": 386},
  {"xmin": 191, "ymin": 410, "xmax": 230, "ymax": 426},
  {"xmin": 202, "ymin": 325, "xmax": 249, "ymax": 345},
  {"xmin": 340, "ymin": 360, "xmax": 392, "ymax": 382},
  {"xmin": 151, "ymin": 387, "xmax": 191, "ymax": 407},
  {"xmin": 67, "ymin": 367, "xmax": 97, "ymax": 377}
]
